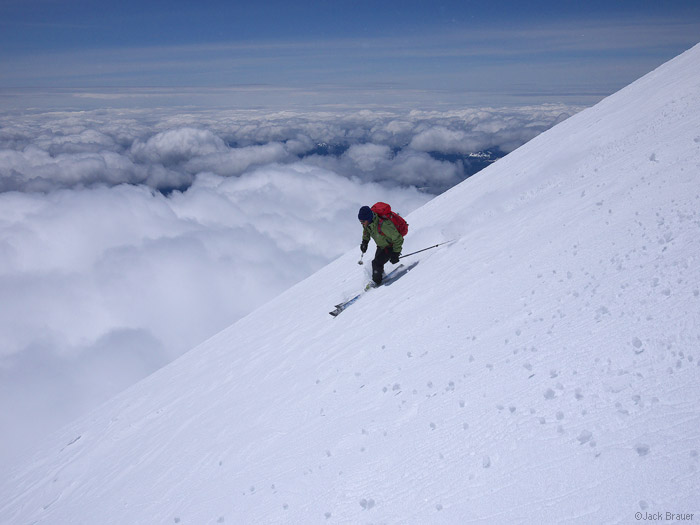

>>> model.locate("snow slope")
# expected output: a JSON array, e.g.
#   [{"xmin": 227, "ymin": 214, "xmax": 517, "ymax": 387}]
[{"xmin": 2, "ymin": 44, "xmax": 700, "ymax": 524}]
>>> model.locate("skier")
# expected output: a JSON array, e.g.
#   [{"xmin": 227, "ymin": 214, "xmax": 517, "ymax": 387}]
[{"xmin": 358, "ymin": 205, "xmax": 404, "ymax": 286}]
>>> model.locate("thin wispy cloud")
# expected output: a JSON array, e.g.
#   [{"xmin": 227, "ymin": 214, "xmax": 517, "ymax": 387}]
[{"xmin": 2, "ymin": 15, "xmax": 697, "ymax": 98}]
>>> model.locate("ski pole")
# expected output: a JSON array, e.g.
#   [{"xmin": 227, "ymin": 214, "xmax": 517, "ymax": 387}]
[
  {"xmin": 357, "ymin": 252, "xmax": 364, "ymax": 265},
  {"xmin": 399, "ymin": 241, "xmax": 453, "ymax": 260}
]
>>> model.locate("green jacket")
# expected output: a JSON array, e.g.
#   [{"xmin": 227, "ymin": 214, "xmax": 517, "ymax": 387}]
[{"xmin": 362, "ymin": 214, "xmax": 404, "ymax": 253}]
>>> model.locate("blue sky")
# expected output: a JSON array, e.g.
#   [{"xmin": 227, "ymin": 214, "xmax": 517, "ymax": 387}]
[{"xmin": 1, "ymin": 1, "xmax": 699, "ymax": 106}]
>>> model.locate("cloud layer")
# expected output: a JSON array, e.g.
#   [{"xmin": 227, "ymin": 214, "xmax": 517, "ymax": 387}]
[
  {"xmin": 0, "ymin": 164, "xmax": 429, "ymax": 466},
  {"xmin": 1, "ymin": 105, "xmax": 580, "ymax": 194},
  {"xmin": 0, "ymin": 104, "xmax": 578, "ymax": 467}
]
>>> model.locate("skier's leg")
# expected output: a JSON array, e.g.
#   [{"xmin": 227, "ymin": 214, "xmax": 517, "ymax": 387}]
[{"xmin": 371, "ymin": 247, "xmax": 391, "ymax": 285}]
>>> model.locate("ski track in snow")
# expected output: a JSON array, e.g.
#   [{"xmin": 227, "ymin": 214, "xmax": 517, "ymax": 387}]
[{"xmin": 2, "ymin": 44, "xmax": 700, "ymax": 524}]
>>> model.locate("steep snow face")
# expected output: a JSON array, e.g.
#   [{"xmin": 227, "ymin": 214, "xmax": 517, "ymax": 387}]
[{"xmin": 2, "ymin": 44, "xmax": 700, "ymax": 524}]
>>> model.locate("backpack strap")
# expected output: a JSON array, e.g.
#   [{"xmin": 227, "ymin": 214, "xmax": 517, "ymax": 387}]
[{"xmin": 376, "ymin": 218, "xmax": 394, "ymax": 245}]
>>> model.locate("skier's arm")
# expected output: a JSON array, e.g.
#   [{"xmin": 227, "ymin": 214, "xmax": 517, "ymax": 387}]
[{"xmin": 362, "ymin": 227, "xmax": 371, "ymax": 243}]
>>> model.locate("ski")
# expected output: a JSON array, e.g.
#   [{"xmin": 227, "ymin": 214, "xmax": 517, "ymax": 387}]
[
  {"xmin": 329, "ymin": 293, "xmax": 362, "ymax": 317},
  {"xmin": 329, "ymin": 263, "xmax": 417, "ymax": 317},
  {"xmin": 329, "ymin": 265, "xmax": 404, "ymax": 317}
]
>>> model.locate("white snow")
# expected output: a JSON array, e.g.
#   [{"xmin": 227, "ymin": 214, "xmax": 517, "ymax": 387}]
[{"xmin": 2, "ymin": 43, "xmax": 700, "ymax": 524}]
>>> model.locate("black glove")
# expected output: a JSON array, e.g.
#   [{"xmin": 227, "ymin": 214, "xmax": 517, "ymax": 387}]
[
  {"xmin": 360, "ymin": 240, "xmax": 368, "ymax": 253},
  {"xmin": 390, "ymin": 251, "xmax": 400, "ymax": 264}
]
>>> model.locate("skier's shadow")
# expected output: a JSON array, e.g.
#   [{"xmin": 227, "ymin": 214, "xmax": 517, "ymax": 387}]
[{"xmin": 383, "ymin": 261, "xmax": 419, "ymax": 286}]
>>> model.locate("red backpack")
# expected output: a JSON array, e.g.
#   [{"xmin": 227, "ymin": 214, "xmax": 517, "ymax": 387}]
[{"xmin": 371, "ymin": 202, "xmax": 408, "ymax": 237}]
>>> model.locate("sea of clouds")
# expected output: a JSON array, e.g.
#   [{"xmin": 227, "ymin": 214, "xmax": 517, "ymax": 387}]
[{"xmin": 0, "ymin": 103, "xmax": 581, "ymax": 467}]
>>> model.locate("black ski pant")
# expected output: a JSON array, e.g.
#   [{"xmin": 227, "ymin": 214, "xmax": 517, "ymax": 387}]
[{"xmin": 371, "ymin": 246, "xmax": 392, "ymax": 285}]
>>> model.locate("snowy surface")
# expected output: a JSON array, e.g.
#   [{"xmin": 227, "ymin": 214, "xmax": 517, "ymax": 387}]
[{"xmin": 2, "ymin": 44, "xmax": 700, "ymax": 524}]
